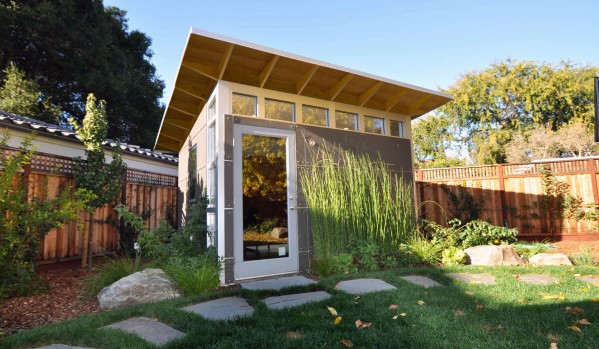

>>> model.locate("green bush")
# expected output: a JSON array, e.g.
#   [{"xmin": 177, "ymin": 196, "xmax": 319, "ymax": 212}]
[
  {"xmin": 332, "ymin": 253, "xmax": 358, "ymax": 274},
  {"xmin": 81, "ymin": 254, "xmax": 144, "ymax": 299},
  {"xmin": 459, "ymin": 220, "xmax": 518, "ymax": 248},
  {"xmin": 402, "ymin": 236, "xmax": 442, "ymax": 265},
  {"xmin": 164, "ymin": 254, "xmax": 220, "ymax": 296},
  {"xmin": 512, "ymin": 242, "xmax": 550, "ymax": 259},
  {"xmin": 571, "ymin": 246, "xmax": 596, "ymax": 266},
  {"xmin": 441, "ymin": 246, "xmax": 467, "ymax": 266}
]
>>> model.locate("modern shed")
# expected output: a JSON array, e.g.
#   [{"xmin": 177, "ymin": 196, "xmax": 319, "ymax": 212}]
[{"xmin": 154, "ymin": 29, "xmax": 452, "ymax": 283}]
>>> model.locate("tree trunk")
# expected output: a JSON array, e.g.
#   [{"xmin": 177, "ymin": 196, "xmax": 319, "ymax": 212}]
[{"xmin": 81, "ymin": 212, "xmax": 90, "ymax": 268}]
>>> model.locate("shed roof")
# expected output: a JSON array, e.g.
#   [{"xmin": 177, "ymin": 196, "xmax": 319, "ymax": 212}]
[{"xmin": 155, "ymin": 28, "xmax": 452, "ymax": 151}]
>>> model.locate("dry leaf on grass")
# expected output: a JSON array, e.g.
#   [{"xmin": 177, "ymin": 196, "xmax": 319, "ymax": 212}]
[
  {"xmin": 327, "ymin": 306, "xmax": 338, "ymax": 316},
  {"xmin": 541, "ymin": 293, "xmax": 566, "ymax": 300},
  {"xmin": 453, "ymin": 309, "xmax": 465, "ymax": 317},
  {"xmin": 285, "ymin": 331, "xmax": 303, "ymax": 340},
  {"xmin": 550, "ymin": 343, "xmax": 558, "ymax": 349},
  {"xmin": 393, "ymin": 315, "xmax": 398, "ymax": 320},
  {"xmin": 476, "ymin": 304, "xmax": 484, "ymax": 312},
  {"xmin": 388, "ymin": 304, "xmax": 399, "ymax": 310},
  {"xmin": 340, "ymin": 339, "xmax": 353, "ymax": 347},
  {"xmin": 416, "ymin": 300, "xmax": 425, "ymax": 306},
  {"xmin": 518, "ymin": 298, "xmax": 530, "ymax": 303},
  {"xmin": 334, "ymin": 316, "xmax": 342, "ymax": 325},
  {"xmin": 577, "ymin": 319, "xmax": 591, "ymax": 325},
  {"xmin": 568, "ymin": 325, "xmax": 583, "ymax": 334},
  {"xmin": 465, "ymin": 291, "xmax": 474, "ymax": 295},
  {"xmin": 564, "ymin": 306, "xmax": 583, "ymax": 315},
  {"xmin": 354, "ymin": 319, "xmax": 372, "ymax": 329}
]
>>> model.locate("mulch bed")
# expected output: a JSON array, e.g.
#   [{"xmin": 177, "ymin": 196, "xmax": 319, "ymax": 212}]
[{"xmin": 0, "ymin": 263, "xmax": 101, "ymax": 337}]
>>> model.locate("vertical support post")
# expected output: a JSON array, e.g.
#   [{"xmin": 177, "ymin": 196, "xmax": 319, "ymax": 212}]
[
  {"xmin": 497, "ymin": 164, "xmax": 507, "ymax": 227},
  {"xmin": 588, "ymin": 159, "xmax": 599, "ymax": 205}
]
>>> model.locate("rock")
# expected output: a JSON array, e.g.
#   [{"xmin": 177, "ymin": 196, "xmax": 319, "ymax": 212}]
[
  {"xmin": 270, "ymin": 227, "xmax": 288, "ymax": 239},
  {"xmin": 464, "ymin": 245, "xmax": 526, "ymax": 266},
  {"xmin": 529, "ymin": 253, "xmax": 573, "ymax": 266},
  {"xmin": 97, "ymin": 268, "xmax": 181, "ymax": 310}
]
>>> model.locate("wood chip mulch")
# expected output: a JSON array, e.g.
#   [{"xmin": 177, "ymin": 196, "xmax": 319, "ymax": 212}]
[{"xmin": 0, "ymin": 265, "xmax": 101, "ymax": 337}]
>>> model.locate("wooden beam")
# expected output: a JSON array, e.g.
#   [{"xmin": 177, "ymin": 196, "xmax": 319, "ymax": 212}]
[
  {"xmin": 156, "ymin": 141, "xmax": 180, "ymax": 152},
  {"xmin": 159, "ymin": 132, "xmax": 183, "ymax": 142},
  {"xmin": 165, "ymin": 118, "xmax": 194, "ymax": 131},
  {"xmin": 169, "ymin": 105, "xmax": 197, "ymax": 118},
  {"xmin": 359, "ymin": 81, "xmax": 383, "ymax": 107},
  {"xmin": 218, "ymin": 44, "xmax": 234, "ymax": 80},
  {"xmin": 259, "ymin": 55, "xmax": 279, "ymax": 88},
  {"xmin": 296, "ymin": 65, "xmax": 318, "ymax": 94},
  {"xmin": 329, "ymin": 74, "xmax": 353, "ymax": 100},
  {"xmin": 182, "ymin": 61, "xmax": 218, "ymax": 81},
  {"xmin": 165, "ymin": 120, "xmax": 192, "ymax": 132},
  {"xmin": 384, "ymin": 90, "xmax": 409, "ymax": 111},
  {"xmin": 407, "ymin": 95, "xmax": 432, "ymax": 114},
  {"xmin": 175, "ymin": 86, "xmax": 206, "ymax": 101},
  {"xmin": 170, "ymin": 100, "xmax": 200, "ymax": 116}
]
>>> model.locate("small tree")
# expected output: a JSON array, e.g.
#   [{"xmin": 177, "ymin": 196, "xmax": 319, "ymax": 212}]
[
  {"xmin": 70, "ymin": 94, "xmax": 126, "ymax": 268},
  {"xmin": 0, "ymin": 131, "xmax": 87, "ymax": 297}
]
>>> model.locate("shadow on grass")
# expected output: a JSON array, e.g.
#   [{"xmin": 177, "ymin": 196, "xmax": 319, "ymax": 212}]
[{"xmin": 1, "ymin": 266, "xmax": 597, "ymax": 349}]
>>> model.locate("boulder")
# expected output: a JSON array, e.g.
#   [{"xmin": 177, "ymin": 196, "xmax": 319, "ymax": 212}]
[
  {"xmin": 270, "ymin": 227, "xmax": 288, "ymax": 239},
  {"xmin": 465, "ymin": 245, "xmax": 526, "ymax": 266},
  {"xmin": 529, "ymin": 253, "xmax": 573, "ymax": 266},
  {"xmin": 97, "ymin": 268, "xmax": 181, "ymax": 310}
]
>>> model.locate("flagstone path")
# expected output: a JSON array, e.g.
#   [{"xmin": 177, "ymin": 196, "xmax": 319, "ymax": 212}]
[{"xmin": 34, "ymin": 272, "xmax": 599, "ymax": 348}]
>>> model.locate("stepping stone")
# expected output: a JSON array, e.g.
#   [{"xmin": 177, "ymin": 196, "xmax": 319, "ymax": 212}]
[
  {"xmin": 102, "ymin": 317, "xmax": 184, "ymax": 346},
  {"xmin": 335, "ymin": 278, "xmax": 397, "ymax": 294},
  {"xmin": 576, "ymin": 275, "xmax": 599, "ymax": 286},
  {"xmin": 517, "ymin": 274, "xmax": 558, "ymax": 285},
  {"xmin": 183, "ymin": 296, "xmax": 254, "ymax": 320},
  {"xmin": 447, "ymin": 273, "xmax": 496, "ymax": 285},
  {"xmin": 241, "ymin": 276, "xmax": 316, "ymax": 290},
  {"xmin": 263, "ymin": 291, "xmax": 332, "ymax": 310},
  {"xmin": 32, "ymin": 345, "xmax": 92, "ymax": 349},
  {"xmin": 400, "ymin": 275, "xmax": 443, "ymax": 288}
]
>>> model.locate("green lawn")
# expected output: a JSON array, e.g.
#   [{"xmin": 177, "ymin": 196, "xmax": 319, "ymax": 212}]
[{"xmin": 2, "ymin": 266, "xmax": 598, "ymax": 349}]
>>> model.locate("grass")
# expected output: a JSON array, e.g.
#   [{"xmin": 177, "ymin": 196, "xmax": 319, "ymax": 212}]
[
  {"xmin": 2, "ymin": 265, "xmax": 598, "ymax": 349},
  {"xmin": 80, "ymin": 254, "xmax": 144, "ymax": 299}
]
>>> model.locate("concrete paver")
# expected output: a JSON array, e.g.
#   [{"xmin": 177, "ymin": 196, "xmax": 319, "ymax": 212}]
[
  {"xmin": 183, "ymin": 296, "xmax": 254, "ymax": 320},
  {"xmin": 517, "ymin": 274, "xmax": 558, "ymax": 285},
  {"xmin": 400, "ymin": 275, "xmax": 443, "ymax": 288},
  {"xmin": 240, "ymin": 276, "xmax": 316, "ymax": 290},
  {"xmin": 447, "ymin": 273, "xmax": 497, "ymax": 285},
  {"xmin": 102, "ymin": 317, "xmax": 184, "ymax": 346},
  {"xmin": 335, "ymin": 278, "xmax": 397, "ymax": 294},
  {"xmin": 263, "ymin": 291, "xmax": 331, "ymax": 310}
]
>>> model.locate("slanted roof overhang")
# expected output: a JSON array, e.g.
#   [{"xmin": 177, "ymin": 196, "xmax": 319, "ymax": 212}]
[{"xmin": 154, "ymin": 28, "xmax": 453, "ymax": 151}]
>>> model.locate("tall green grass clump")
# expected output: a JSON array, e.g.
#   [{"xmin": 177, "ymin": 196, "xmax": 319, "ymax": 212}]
[{"xmin": 301, "ymin": 144, "xmax": 416, "ymax": 258}]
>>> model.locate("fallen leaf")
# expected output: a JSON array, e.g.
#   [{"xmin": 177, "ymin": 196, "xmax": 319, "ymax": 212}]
[
  {"xmin": 577, "ymin": 319, "xmax": 591, "ymax": 325},
  {"xmin": 547, "ymin": 334, "xmax": 561, "ymax": 342},
  {"xmin": 512, "ymin": 274, "xmax": 521, "ymax": 278},
  {"xmin": 286, "ymin": 331, "xmax": 303, "ymax": 340},
  {"xmin": 388, "ymin": 304, "xmax": 399, "ymax": 310},
  {"xmin": 568, "ymin": 325, "xmax": 583, "ymax": 334},
  {"xmin": 465, "ymin": 291, "xmax": 474, "ymax": 296},
  {"xmin": 518, "ymin": 298, "xmax": 531, "ymax": 303},
  {"xmin": 354, "ymin": 320, "xmax": 372, "ymax": 329},
  {"xmin": 565, "ymin": 306, "xmax": 583, "ymax": 315},
  {"xmin": 416, "ymin": 300, "xmax": 425, "ymax": 306},
  {"xmin": 476, "ymin": 304, "xmax": 484, "ymax": 312},
  {"xmin": 392, "ymin": 315, "xmax": 398, "ymax": 320},
  {"xmin": 334, "ymin": 316, "xmax": 342, "ymax": 325},
  {"xmin": 541, "ymin": 293, "xmax": 566, "ymax": 300},
  {"xmin": 340, "ymin": 339, "xmax": 353, "ymax": 347},
  {"xmin": 550, "ymin": 343, "xmax": 558, "ymax": 349},
  {"xmin": 581, "ymin": 287, "xmax": 589, "ymax": 293},
  {"xmin": 453, "ymin": 309, "xmax": 465, "ymax": 317},
  {"xmin": 355, "ymin": 319, "xmax": 362, "ymax": 328},
  {"xmin": 399, "ymin": 313, "xmax": 407, "ymax": 317},
  {"xmin": 327, "ymin": 306, "xmax": 338, "ymax": 316},
  {"xmin": 574, "ymin": 274, "xmax": 581, "ymax": 277}
]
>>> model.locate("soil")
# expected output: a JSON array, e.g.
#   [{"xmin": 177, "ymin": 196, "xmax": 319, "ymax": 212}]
[{"xmin": 0, "ymin": 261, "xmax": 101, "ymax": 337}]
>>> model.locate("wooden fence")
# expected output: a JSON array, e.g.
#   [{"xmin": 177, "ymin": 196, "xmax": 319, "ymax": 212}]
[
  {"xmin": 3, "ymin": 149, "xmax": 178, "ymax": 263},
  {"xmin": 416, "ymin": 158, "xmax": 599, "ymax": 241}
]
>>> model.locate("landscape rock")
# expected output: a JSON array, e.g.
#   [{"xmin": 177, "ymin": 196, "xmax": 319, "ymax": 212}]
[
  {"xmin": 465, "ymin": 245, "xmax": 526, "ymax": 266},
  {"xmin": 97, "ymin": 268, "xmax": 180, "ymax": 310},
  {"xmin": 529, "ymin": 253, "xmax": 573, "ymax": 266}
]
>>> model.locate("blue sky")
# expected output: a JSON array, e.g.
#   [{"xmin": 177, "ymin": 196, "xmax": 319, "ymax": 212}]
[{"xmin": 104, "ymin": 0, "xmax": 598, "ymax": 104}]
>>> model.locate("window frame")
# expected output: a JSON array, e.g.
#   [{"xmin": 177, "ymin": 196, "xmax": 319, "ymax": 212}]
[
  {"xmin": 264, "ymin": 98, "xmax": 295, "ymax": 122},
  {"xmin": 334, "ymin": 110, "xmax": 359, "ymax": 131},
  {"xmin": 301, "ymin": 104, "xmax": 329, "ymax": 126},
  {"xmin": 232, "ymin": 93, "xmax": 258, "ymax": 117},
  {"xmin": 390, "ymin": 119, "xmax": 405, "ymax": 138},
  {"xmin": 187, "ymin": 144, "xmax": 198, "ymax": 204},
  {"xmin": 364, "ymin": 115, "xmax": 385, "ymax": 135}
]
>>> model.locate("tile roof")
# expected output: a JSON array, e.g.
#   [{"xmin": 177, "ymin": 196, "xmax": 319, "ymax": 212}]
[{"xmin": 0, "ymin": 110, "xmax": 178, "ymax": 164}]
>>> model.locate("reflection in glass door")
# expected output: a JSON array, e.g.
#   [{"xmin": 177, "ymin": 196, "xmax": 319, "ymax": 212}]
[{"xmin": 233, "ymin": 125, "xmax": 297, "ymax": 280}]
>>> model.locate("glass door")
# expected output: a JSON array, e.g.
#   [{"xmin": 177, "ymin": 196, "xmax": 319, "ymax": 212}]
[{"xmin": 233, "ymin": 124, "xmax": 297, "ymax": 280}]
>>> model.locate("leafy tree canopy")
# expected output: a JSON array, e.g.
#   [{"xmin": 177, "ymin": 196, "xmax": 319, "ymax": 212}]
[
  {"xmin": 415, "ymin": 59, "xmax": 599, "ymax": 165},
  {"xmin": 0, "ymin": 0, "xmax": 165, "ymax": 148}
]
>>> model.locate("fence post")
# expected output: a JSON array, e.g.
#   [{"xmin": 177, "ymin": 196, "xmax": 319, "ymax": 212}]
[
  {"xmin": 588, "ymin": 159, "xmax": 599, "ymax": 205},
  {"xmin": 497, "ymin": 164, "xmax": 507, "ymax": 227}
]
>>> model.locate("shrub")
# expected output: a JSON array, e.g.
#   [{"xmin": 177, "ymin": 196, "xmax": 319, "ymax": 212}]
[
  {"xmin": 403, "ymin": 236, "xmax": 442, "ymax": 265},
  {"xmin": 459, "ymin": 220, "xmax": 518, "ymax": 248},
  {"xmin": 570, "ymin": 246, "xmax": 596, "ymax": 266},
  {"xmin": 309, "ymin": 258, "xmax": 335, "ymax": 277},
  {"xmin": 513, "ymin": 242, "xmax": 550, "ymax": 259},
  {"xmin": 441, "ymin": 246, "xmax": 467, "ymax": 266},
  {"xmin": 332, "ymin": 253, "xmax": 359, "ymax": 274},
  {"xmin": 81, "ymin": 254, "xmax": 144, "ymax": 299},
  {"xmin": 164, "ymin": 254, "xmax": 220, "ymax": 296}
]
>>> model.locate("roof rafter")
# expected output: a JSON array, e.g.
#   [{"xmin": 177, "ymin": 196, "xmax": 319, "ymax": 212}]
[
  {"xmin": 384, "ymin": 90, "xmax": 409, "ymax": 111},
  {"xmin": 218, "ymin": 44, "xmax": 234, "ymax": 80},
  {"xmin": 296, "ymin": 65, "xmax": 318, "ymax": 94},
  {"xmin": 259, "ymin": 55, "xmax": 279, "ymax": 88},
  {"xmin": 182, "ymin": 61, "xmax": 218, "ymax": 80},
  {"xmin": 359, "ymin": 81, "xmax": 384, "ymax": 107},
  {"xmin": 407, "ymin": 95, "xmax": 432, "ymax": 114},
  {"xmin": 329, "ymin": 73, "xmax": 353, "ymax": 101},
  {"xmin": 175, "ymin": 87, "xmax": 206, "ymax": 100},
  {"xmin": 169, "ymin": 105, "xmax": 198, "ymax": 118}
]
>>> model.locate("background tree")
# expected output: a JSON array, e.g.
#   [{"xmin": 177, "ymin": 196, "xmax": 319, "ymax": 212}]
[
  {"xmin": 0, "ymin": 63, "xmax": 61, "ymax": 123},
  {"xmin": 71, "ymin": 94, "xmax": 126, "ymax": 268},
  {"xmin": 412, "ymin": 113, "xmax": 466, "ymax": 168},
  {"xmin": 0, "ymin": 0, "xmax": 164, "ymax": 147},
  {"xmin": 416, "ymin": 59, "xmax": 599, "ymax": 165}
]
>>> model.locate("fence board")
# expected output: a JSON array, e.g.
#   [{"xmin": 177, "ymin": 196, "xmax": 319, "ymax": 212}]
[{"xmin": 417, "ymin": 158, "xmax": 599, "ymax": 240}]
